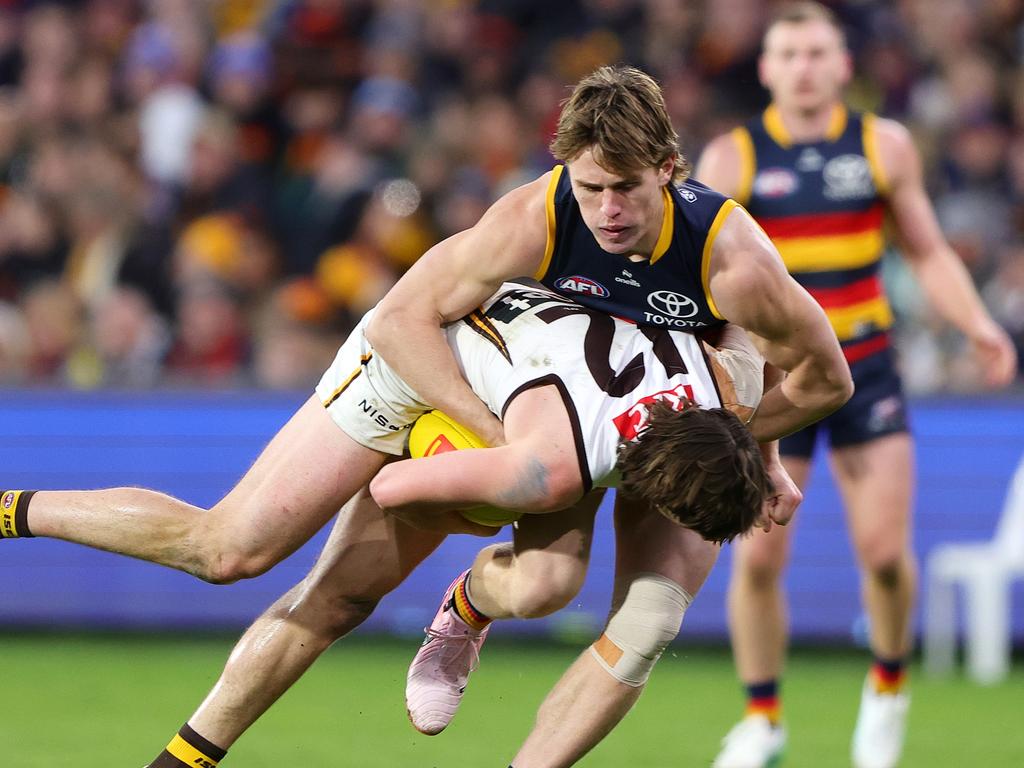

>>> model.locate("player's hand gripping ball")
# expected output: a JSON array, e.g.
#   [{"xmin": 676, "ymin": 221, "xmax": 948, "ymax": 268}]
[{"xmin": 408, "ymin": 410, "xmax": 522, "ymax": 528}]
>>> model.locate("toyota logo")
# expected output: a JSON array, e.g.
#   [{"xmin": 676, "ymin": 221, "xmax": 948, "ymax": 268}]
[{"xmin": 647, "ymin": 290, "xmax": 698, "ymax": 318}]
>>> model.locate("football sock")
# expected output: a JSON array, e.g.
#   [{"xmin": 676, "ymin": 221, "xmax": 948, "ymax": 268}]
[
  {"xmin": 0, "ymin": 490, "xmax": 35, "ymax": 538},
  {"xmin": 870, "ymin": 655, "xmax": 907, "ymax": 694},
  {"xmin": 450, "ymin": 571, "xmax": 491, "ymax": 631},
  {"xmin": 745, "ymin": 679, "xmax": 781, "ymax": 725},
  {"xmin": 150, "ymin": 724, "xmax": 227, "ymax": 768}
]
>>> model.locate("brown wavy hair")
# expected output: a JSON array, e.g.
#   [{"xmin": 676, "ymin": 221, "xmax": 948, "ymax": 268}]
[
  {"xmin": 550, "ymin": 65, "xmax": 689, "ymax": 182},
  {"xmin": 617, "ymin": 400, "xmax": 771, "ymax": 543}
]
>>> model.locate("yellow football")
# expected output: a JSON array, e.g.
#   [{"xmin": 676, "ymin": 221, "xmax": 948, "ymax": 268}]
[{"xmin": 408, "ymin": 411, "xmax": 522, "ymax": 527}]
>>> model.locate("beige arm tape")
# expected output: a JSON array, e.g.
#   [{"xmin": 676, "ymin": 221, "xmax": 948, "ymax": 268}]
[
  {"xmin": 589, "ymin": 573, "xmax": 693, "ymax": 687},
  {"xmin": 703, "ymin": 323, "xmax": 765, "ymax": 424}
]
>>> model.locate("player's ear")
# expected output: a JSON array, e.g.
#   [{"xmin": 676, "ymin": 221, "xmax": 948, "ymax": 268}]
[{"xmin": 657, "ymin": 155, "xmax": 675, "ymax": 185}]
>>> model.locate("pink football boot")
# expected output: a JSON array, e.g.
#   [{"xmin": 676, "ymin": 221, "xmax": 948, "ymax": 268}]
[{"xmin": 406, "ymin": 571, "xmax": 490, "ymax": 735}]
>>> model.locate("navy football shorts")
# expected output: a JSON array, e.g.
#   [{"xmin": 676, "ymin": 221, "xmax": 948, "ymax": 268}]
[{"xmin": 780, "ymin": 347, "xmax": 909, "ymax": 459}]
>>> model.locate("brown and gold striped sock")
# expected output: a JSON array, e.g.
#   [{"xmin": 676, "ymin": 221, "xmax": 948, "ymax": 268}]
[
  {"xmin": 450, "ymin": 571, "xmax": 491, "ymax": 631},
  {"xmin": 0, "ymin": 491, "xmax": 35, "ymax": 539},
  {"xmin": 149, "ymin": 724, "xmax": 227, "ymax": 768}
]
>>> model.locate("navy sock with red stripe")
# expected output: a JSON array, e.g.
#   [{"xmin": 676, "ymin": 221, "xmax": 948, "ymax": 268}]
[
  {"xmin": 745, "ymin": 679, "xmax": 781, "ymax": 724},
  {"xmin": 870, "ymin": 655, "xmax": 907, "ymax": 694}
]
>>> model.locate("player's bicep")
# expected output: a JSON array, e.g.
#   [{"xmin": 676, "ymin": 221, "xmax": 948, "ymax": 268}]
[
  {"xmin": 377, "ymin": 175, "xmax": 550, "ymax": 324},
  {"xmin": 707, "ymin": 209, "xmax": 840, "ymax": 370}
]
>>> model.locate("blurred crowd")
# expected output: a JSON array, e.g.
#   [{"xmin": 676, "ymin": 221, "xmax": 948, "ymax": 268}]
[{"xmin": 0, "ymin": 0, "xmax": 1021, "ymax": 391}]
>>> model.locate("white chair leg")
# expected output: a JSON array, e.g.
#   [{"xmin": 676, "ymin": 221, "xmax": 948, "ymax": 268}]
[
  {"xmin": 924, "ymin": 566, "xmax": 957, "ymax": 676},
  {"xmin": 964, "ymin": 567, "xmax": 1010, "ymax": 685}
]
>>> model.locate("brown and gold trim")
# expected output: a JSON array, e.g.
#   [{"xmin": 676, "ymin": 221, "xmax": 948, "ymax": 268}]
[
  {"xmin": 463, "ymin": 310, "xmax": 512, "ymax": 363},
  {"xmin": 321, "ymin": 354, "xmax": 372, "ymax": 409}
]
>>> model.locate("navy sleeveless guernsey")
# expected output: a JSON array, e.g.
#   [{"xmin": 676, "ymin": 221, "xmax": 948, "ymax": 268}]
[
  {"xmin": 733, "ymin": 105, "xmax": 892, "ymax": 364},
  {"xmin": 534, "ymin": 165, "xmax": 735, "ymax": 332}
]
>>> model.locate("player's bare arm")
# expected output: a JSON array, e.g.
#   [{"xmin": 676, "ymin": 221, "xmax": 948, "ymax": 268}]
[
  {"xmin": 370, "ymin": 384, "xmax": 584, "ymax": 518},
  {"xmin": 366, "ymin": 174, "xmax": 552, "ymax": 446},
  {"xmin": 875, "ymin": 117, "xmax": 1017, "ymax": 388},
  {"xmin": 696, "ymin": 142, "xmax": 805, "ymax": 527},
  {"xmin": 708, "ymin": 207, "xmax": 854, "ymax": 442}
]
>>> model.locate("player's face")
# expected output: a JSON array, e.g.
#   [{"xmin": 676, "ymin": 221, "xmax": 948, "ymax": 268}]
[
  {"xmin": 566, "ymin": 147, "xmax": 674, "ymax": 256},
  {"xmin": 759, "ymin": 20, "xmax": 851, "ymax": 114}
]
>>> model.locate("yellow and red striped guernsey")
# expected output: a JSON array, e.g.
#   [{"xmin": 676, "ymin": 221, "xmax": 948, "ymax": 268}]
[{"xmin": 735, "ymin": 106, "xmax": 892, "ymax": 365}]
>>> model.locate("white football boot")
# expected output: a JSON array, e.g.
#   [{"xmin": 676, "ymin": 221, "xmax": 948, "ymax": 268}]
[
  {"xmin": 712, "ymin": 714, "xmax": 787, "ymax": 768},
  {"xmin": 851, "ymin": 677, "xmax": 910, "ymax": 768}
]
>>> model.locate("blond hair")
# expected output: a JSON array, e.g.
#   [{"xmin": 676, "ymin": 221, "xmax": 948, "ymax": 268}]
[
  {"xmin": 550, "ymin": 66, "xmax": 688, "ymax": 182},
  {"xmin": 765, "ymin": 1, "xmax": 847, "ymax": 48}
]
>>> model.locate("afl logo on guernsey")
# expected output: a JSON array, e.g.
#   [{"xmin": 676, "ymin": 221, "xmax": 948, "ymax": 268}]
[
  {"xmin": 753, "ymin": 167, "xmax": 799, "ymax": 198},
  {"xmin": 555, "ymin": 275, "xmax": 610, "ymax": 298}
]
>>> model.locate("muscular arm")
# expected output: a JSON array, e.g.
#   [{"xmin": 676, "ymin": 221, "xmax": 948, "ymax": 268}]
[
  {"xmin": 695, "ymin": 134, "xmax": 803, "ymax": 523},
  {"xmin": 365, "ymin": 174, "xmax": 552, "ymax": 446},
  {"xmin": 370, "ymin": 384, "xmax": 584, "ymax": 516},
  {"xmin": 370, "ymin": 447, "xmax": 573, "ymax": 516},
  {"xmin": 708, "ymin": 207, "xmax": 853, "ymax": 442},
  {"xmin": 876, "ymin": 118, "xmax": 1017, "ymax": 387}
]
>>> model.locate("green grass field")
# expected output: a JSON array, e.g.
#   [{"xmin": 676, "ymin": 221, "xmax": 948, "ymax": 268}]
[{"xmin": 3, "ymin": 633, "xmax": 1021, "ymax": 767}]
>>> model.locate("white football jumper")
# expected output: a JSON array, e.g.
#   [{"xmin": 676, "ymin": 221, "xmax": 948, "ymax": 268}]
[{"xmin": 316, "ymin": 282, "xmax": 725, "ymax": 491}]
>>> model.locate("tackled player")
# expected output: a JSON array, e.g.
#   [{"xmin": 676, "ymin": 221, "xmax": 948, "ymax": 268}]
[{"xmin": 8, "ymin": 280, "xmax": 766, "ymax": 767}]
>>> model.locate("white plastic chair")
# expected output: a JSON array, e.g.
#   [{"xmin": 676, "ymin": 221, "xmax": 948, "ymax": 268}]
[{"xmin": 924, "ymin": 454, "xmax": 1024, "ymax": 684}]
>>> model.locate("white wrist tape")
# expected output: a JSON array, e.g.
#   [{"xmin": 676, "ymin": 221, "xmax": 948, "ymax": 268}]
[{"xmin": 589, "ymin": 572, "xmax": 693, "ymax": 687}]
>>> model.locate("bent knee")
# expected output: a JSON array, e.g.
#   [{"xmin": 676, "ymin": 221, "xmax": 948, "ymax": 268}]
[
  {"xmin": 509, "ymin": 565, "xmax": 585, "ymax": 619},
  {"xmin": 192, "ymin": 505, "xmax": 294, "ymax": 584},
  {"xmin": 197, "ymin": 549, "xmax": 277, "ymax": 585},
  {"xmin": 596, "ymin": 574, "xmax": 693, "ymax": 686},
  {"xmin": 861, "ymin": 548, "xmax": 911, "ymax": 587},
  {"xmin": 193, "ymin": 527, "xmax": 281, "ymax": 584}
]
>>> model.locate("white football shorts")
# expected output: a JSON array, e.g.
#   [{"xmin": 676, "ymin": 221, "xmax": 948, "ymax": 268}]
[{"xmin": 314, "ymin": 310, "xmax": 428, "ymax": 455}]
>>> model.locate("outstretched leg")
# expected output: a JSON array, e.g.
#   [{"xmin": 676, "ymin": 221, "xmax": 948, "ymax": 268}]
[
  {"xmin": 149, "ymin": 488, "xmax": 445, "ymax": 766},
  {"xmin": 18, "ymin": 396, "xmax": 387, "ymax": 583}
]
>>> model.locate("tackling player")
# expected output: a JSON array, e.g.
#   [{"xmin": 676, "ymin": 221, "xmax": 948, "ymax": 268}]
[
  {"xmin": 695, "ymin": 4, "xmax": 1017, "ymax": 767},
  {"xmin": 396, "ymin": 65, "xmax": 851, "ymax": 766},
  {"xmin": 2, "ymin": 64, "xmax": 853, "ymax": 767}
]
